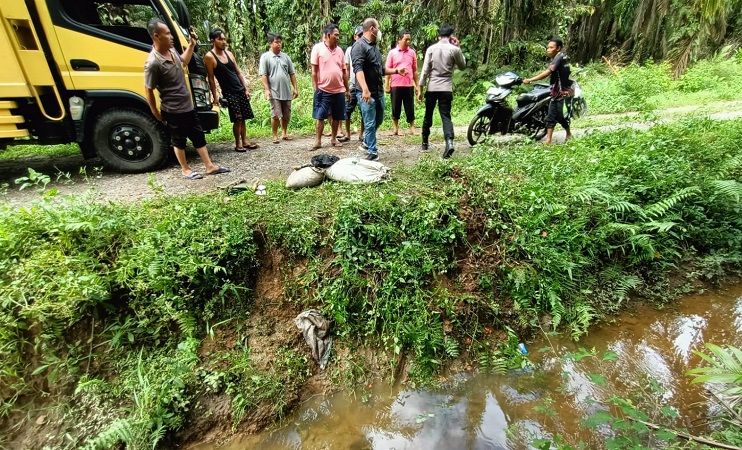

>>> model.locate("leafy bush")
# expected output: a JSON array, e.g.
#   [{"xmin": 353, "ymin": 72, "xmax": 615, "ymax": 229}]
[{"xmin": 1, "ymin": 117, "xmax": 741, "ymax": 448}]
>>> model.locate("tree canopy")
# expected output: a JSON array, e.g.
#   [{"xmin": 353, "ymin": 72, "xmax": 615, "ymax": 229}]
[{"xmin": 185, "ymin": 0, "xmax": 742, "ymax": 76}]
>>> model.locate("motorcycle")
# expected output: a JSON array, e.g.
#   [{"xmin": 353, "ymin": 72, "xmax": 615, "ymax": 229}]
[{"xmin": 467, "ymin": 71, "xmax": 587, "ymax": 146}]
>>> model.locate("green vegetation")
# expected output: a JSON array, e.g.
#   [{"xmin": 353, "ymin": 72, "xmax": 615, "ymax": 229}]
[
  {"xmin": 184, "ymin": 0, "xmax": 742, "ymax": 79},
  {"xmin": 521, "ymin": 343, "xmax": 742, "ymax": 449},
  {"xmin": 1, "ymin": 116, "xmax": 740, "ymax": 448},
  {"xmin": 0, "ymin": 142, "xmax": 79, "ymax": 161}
]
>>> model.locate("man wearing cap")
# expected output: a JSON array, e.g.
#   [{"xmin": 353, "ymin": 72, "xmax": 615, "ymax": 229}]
[
  {"xmin": 418, "ymin": 25, "xmax": 466, "ymax": 158},
  {"xmin": 352, "ymin": 18, "xmax": 407, "ymax": 161},
  {"xmin": 343, "ymin": 26, "xmax": 364, "ymax": 143}
]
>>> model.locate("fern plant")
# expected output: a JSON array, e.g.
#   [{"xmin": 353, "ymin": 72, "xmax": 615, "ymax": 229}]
[{"xmin": 687, "ymin": 344, "xmax": 742, "ymax": 398}]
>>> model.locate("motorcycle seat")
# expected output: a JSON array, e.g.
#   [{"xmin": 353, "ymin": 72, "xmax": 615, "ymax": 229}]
[{"xmin": 516, "ymin": 87, "xmax": 551, "ymax": 106}]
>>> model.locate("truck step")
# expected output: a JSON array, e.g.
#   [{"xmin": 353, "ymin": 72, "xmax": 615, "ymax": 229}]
[
  {"xmin": 0, "ymin": 101, "xmax": 20, "ymax": 110},
  {"xmin": 0, "ymin": 99, "xmax": 29, "ymax": 137},
  {"xmin": 0, "ymin": 115, "xmax": 24, "ymax": 124},
  {"xmin": 0, "ymin": 128, "xmax": 30, "ymax": 138}
]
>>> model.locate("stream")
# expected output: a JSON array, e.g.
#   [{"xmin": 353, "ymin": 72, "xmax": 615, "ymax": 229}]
[{"xmin": 199, "ymin": 285, "xmax": 742, "ymax": 449}]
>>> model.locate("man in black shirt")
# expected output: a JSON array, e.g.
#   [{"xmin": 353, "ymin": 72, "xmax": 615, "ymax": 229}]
[
  {"xmin": 205, "ymin": 28, "xmax": 258, "ymax": 152},
  {"xmin": 524, "ymin": 38, "xmax": 573, "ymax": 145},
  {"xmin": 352, "ymin": 18, "xmax": 406, "ymax": 161}
]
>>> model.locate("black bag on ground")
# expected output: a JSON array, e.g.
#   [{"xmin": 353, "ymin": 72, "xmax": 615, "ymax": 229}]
[{"xmin": 311, "ymin": 154, "xmax": 340, "ymax": 169}]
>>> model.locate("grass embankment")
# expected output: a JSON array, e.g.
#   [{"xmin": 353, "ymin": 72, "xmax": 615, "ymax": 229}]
[{"xmin": 0, "ymin": 117, "xmax": 741, "ymax": 448}]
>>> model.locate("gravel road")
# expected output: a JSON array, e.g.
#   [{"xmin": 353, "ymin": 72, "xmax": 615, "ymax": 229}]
[
  {"xmin": 0, "ymin": 128, "xmax": 483, "ymax": 206},
  {"xmin": 3, "ymin": 103, "xmax": 741, "ymax": 206}
]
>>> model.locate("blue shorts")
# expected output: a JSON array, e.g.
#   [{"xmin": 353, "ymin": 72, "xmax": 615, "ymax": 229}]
[{"xmin": 312, "ymin": 90, "xmax": 346, "ymax": 120}]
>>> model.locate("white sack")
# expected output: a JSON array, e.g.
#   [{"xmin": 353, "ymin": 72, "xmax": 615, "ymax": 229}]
[
  {"xmin": 325, "ymin": 157, "xmax": 390, "ymax": 184},
  {"xmin": 286, "ymin": 166, "xmax": 325, "ymax": 189}
]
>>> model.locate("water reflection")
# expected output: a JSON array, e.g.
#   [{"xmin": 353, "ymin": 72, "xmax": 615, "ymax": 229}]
[{"xmin": 202, "ymin": 287, "xmax": 742, "ymax": 450}]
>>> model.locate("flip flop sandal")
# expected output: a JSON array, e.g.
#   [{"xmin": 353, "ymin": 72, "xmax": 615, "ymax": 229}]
[
  {"xmin": 207, "ymin": 166, "xmax": 231, "ymax": 175},
  {"xmin": 272, "ymin": 139, "xmax": 280, "ymax": 144},
  {"xmin": 331, "ymin": 142, "xmax": 343, "ymax": 147},
  {"xmin": 234, "ymin": 146, "xmax": 246, "ymax": 153},
  {"xmin": 245, "ymin": 143, "xmax": 259, "ymax": 149},
  {"xmin": 337, "ymin": 136, "xmax": 350, "ymax": 142},
  {"xmin": 309, "ymin": 144, "xmax": 322, "ymax": 151},
  {"xmin": 282, "ymin": 136, "xmax": 294, "ymax": 141},
  {"xmin": 183, "ymin": 172, "xmax": 203, "ymax": 180}
]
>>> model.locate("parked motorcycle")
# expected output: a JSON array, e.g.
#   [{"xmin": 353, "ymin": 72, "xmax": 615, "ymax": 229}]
[{"xmin": 467, "ymin": 71, "xmax": 587, "ymax": 146}]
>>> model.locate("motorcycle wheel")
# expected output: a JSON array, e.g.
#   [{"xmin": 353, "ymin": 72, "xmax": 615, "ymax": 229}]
[
  {"xmin": 467, "ymin": 114, "xmax": 492, "ymax": 146},
  {"xmin": 528, "ymin": 108, "xmax": 547, "ymax": 141}
]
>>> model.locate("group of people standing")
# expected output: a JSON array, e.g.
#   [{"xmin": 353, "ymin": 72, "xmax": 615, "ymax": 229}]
[
  {"xmin": 144, "ymin": 16, "xmax": 572, "ymax": 179},
  {"xmin": 311, "ymin": 19, "xmax": 466, "ymax": 160}
]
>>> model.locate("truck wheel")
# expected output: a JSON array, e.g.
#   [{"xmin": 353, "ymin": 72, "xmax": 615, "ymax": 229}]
[{"xmin": 91, "ymin": 108, "xmax": 168, "ymax": 173}]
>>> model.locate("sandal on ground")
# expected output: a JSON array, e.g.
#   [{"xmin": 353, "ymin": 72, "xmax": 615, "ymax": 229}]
[
  {"xmin": 309, "ymin": 144, "xmax": 322, "ymax": 151},
  {"xmin": 337, "ymin": 136, "xmax": 350, "ymax": 142},
  {"xmin": 330, "ymin": 142, "xmax": 343, "ymax": 147},
  {"xmin": 207, "ymin": 166, "xmax": 231, "ymax": 175},
  {"xmin": 282, "ymin": 136, "xmax": 294, "ymax": 141},
  {"xmin": 234, "ymin": 146, "xmax": 246, "ymax": 152},
  {"xmin": 245, "ymin": 142, "xmax": 259, "ymax": 149},
  {"xmin": 272, "ymin": 138, "xmax": 280, "ymax": 144},
  {"xmin": 183, "ymin": 172, "xmax": 203, "ymax": 180}
]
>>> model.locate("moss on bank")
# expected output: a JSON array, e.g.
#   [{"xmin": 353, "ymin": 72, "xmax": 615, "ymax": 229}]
[{"xmin": 1, "ymin": 118, "xmax": 741, "ymax": 449}]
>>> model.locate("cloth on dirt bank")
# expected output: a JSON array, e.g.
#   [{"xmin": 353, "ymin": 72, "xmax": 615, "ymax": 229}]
[
  {"xmin": 325, "ymin": 157, "xmax": 390, "ymax": 184},
  {"xmin": 311, "ymin": 154, "xmax": 340, "ymax": 168},
  {"xmin": 286, "ymin": 166, "xmax": 325, "ymax": 189},
  {"xmin": 294, "ymin": 309, "xmax": 332, "ymax": 369}
]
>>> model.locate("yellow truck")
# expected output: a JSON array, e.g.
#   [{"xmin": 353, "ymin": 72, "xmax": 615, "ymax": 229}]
[{"xmin": 0, "ymin": 0, "xmax": 217, "ymax": 172}]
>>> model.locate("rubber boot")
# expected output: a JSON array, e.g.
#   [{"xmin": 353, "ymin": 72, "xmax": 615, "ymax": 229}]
[
  {"xmin": 442, "ymin": 138, "xmax": 455, "ymax": 158},
  {"xmin": 421, "ymin": 137, "xmax": 429, "ymax": 152}
]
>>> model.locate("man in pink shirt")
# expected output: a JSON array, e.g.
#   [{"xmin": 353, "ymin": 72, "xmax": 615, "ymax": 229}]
[
  {"xmin": 385, "ymin": 30, "xmax": 419, "ymax": 136},
  {"xmin": 310, "ymin": 23, "xmax": 349, "ymax": 150}
]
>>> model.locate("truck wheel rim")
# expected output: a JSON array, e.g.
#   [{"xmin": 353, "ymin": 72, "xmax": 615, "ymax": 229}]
[{"xmin": 108, "ymin": 124, "xmax": 152, "ymax": 161}]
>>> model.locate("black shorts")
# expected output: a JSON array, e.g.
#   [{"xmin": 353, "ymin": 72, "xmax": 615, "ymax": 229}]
[
  {"xmin": 161, "ymin": 109, "xmax": 207, "ymax": 149},
  {"xmin": 223, "ymin": 89, "xmax": 255, "ymax": 123}
]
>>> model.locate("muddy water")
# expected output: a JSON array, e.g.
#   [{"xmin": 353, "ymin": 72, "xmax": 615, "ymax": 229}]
[{"xmin": 202, "ymin": 286, "xmax": 742, "ymax": 449}]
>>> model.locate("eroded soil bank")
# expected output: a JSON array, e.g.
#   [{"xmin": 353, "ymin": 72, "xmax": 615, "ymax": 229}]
[{"xmin": 2, "ymin": 117, "xmax": 741, "ymax": 449}]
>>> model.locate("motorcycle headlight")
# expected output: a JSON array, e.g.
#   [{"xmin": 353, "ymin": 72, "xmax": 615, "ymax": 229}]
[{"xmin": 486, "ymin": 86, "xmax": 508, "ymax": 101}]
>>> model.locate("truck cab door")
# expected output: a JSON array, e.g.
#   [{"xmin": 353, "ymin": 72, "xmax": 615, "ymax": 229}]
[{"xmin": 44, "ymin": 0, "xmax": 187, "ymax": 95}]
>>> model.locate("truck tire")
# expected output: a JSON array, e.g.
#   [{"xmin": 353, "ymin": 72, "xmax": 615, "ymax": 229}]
[{"xmin": 91, "ymin": 108, "xmax": 169, "ymax": 173}]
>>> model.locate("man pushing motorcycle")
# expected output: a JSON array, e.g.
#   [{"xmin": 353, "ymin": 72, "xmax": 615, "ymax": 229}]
[{"xmin": 524, "ymin": 38, "xmax": 573, "ymax": 145}]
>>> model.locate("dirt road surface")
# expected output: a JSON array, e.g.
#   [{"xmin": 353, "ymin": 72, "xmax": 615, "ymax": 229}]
[
  {"xmin": 3, "ymin": 103, "xmax": 741, "ymax": 206},
  {"xmin": 0, "ymin": 128, "xmax": 489, "ymax": 206}
]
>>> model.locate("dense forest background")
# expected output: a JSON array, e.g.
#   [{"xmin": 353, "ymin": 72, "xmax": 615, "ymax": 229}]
[{"xmin": 184, "ymin": 0, "xmax": 742, "ymax": 76}]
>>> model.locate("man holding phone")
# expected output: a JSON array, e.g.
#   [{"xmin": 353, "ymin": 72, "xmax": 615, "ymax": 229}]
[{"xmin": 418, "ymin": 25, "xmax": 466, "ymax": 158}]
